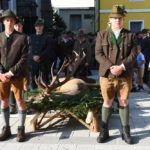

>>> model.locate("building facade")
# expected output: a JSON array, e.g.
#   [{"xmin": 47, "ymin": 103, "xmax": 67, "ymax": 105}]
[
  {"xmin": 97, "ymin": 0, "xmax": 150, "ymax": 32},
  {"xmin": 58, "ymin": 7, "xmax": 95, "ymax": 33},
  {"xmin": 51, "ymin": 0, "xmax": 95, "ymax": 33}
]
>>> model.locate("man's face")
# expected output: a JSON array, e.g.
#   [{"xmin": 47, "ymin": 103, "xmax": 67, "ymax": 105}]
[
  {"xmin": 3, "ymin": 17, "xmax": 16, "ymax": 30},
  {"xmin": 109, "ymin": 17, "xmax": 124, "ymax": 30},
  {"xmin": 79, "ymin": 37, "xmax": 86, "ymax": 43},
  {"xmin": 35, "ymin": 25, "xmax": 44, "ymax": 33},
  {"xmin": 14, "ymin": 23, "xmax": 23, "ymax": 33}
]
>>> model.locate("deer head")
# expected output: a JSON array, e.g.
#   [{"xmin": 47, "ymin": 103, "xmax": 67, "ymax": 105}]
[{"xmin": 35, "ymin": 51, "xmax": 85, "ymax": 94}]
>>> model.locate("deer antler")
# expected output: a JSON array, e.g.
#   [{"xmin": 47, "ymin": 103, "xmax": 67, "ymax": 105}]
[{"xmin": 35, "ymin": 51, "xmax": 85, "ymax": 93}]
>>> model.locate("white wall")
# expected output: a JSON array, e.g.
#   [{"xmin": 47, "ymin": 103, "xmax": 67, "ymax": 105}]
[{"xmin": 51, "ymin": 0, "xmax": 94, "ymax": 8}]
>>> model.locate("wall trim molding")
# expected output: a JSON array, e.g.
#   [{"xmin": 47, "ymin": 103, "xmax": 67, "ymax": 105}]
[
  {"xmin": 100, "ymin": 9, "xmax": 150, "ymax": 13},
  {"xmin": 129, "ymin": 0, "xmax": 144, "ymax": 1}
]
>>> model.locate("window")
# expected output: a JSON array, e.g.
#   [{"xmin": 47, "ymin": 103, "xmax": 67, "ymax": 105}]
[
  {"xmin": 70, "ymin": 15, "xmax": 81, "ymax": 31},
  {"xmin": 129, "ymin": 20, "xmax": 144, "ymax": 32},
  {"xmin": 84, "ymin": 14, "xmax": 93, "ymax": 19}
]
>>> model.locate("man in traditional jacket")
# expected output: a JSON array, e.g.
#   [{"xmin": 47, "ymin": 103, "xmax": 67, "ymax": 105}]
[
  {"xmin": 57, "ymin": 31, "xmax": 74, "ymax": 71},
  {"xmin": 95, "ymin": 5, "xmax": 138, "ymax": 144},
  {"xmin": 140, "ymin": 29, "xmax": 150, "ymax": 85},
  {"xmin": 73, "ymin": 31, "xmax": 92, "ymax": 77},
  {"xmin": 9, "ymin": 17, "xmax": 30, "ymax": 114},
  {"xmin": 30, "ymin": 18, "xmax": 54, "ymax": 89},
  {"xmin": 0, "ymin": 9, "xmax": 28, "ymax": 142}
]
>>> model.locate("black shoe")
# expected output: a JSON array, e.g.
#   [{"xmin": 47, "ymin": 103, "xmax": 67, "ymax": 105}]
[
  {"xmin": 97, "ymin": 131, "xmax": 109, "ymax": 143},
  {"xmin": 16, "ymin": 126, "xmax": 26, "ymax": 142},
  {"xmin": 122, "ymin": 125, "xmax": 133, "ymax": 144},
  {"xmin": 97, "ymin": 123, "xmax": 109, "ymax": 143},
  {"xmin": 131, "ymin": 87, "xmax": 138, "ymax": 92},
  {"xmin": 0, "ymin": 126, "xmax": 12, "ymax": 141},
  {"xmin": 137, "ymin": 85, "xmax": 144, "ymax": 91}
]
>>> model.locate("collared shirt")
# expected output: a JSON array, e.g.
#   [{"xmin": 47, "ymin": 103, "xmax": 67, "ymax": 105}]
[
  {"xmin": 62, "ymin": 37, "xmax": 69, "ymax": 43},
  {"xmin": 113, "ymin": 28, "xmax": 122, "ymax": 39},
  {"xmin": 4, "ymin": 31, "xmax": 14, "ymax": 38},
  {"xmin": 36, "ymin": 32, "xmax": 43, "ymax": 35}
]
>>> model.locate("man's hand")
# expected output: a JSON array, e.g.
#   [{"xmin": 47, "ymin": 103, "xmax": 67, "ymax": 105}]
[
  {"xmin": 0, "ymin": 73, "xmax": 10, "ymax": 82},
  {"xmin": 5, "ymin": 71, "xmax": 14, "ymax": 79},
  {"xmin": 85, "ymin": 63, "xmax": 89, "ymax": 67},
  {"xmin": 33, "ymin": 56, "xmax": 40, "ymax": 62},
  {"xmin": 110, "ymin": 65, "xmax": 124, "ymax": 76}
]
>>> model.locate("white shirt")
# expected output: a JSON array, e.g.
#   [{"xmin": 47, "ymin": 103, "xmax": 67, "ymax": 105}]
[
  {"xmin": 36, "ymin": 32, "xmax": 43, "ymax": 35},
  {"xmin": 113, "ymin": 29, "xmax": 122, "ymax": 39},
  {"xmin": 5, "ymin": 31, "xmax": 14, "ymax": 38}
]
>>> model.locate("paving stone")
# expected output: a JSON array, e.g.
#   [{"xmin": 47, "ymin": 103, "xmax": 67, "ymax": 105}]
[
  {"xmin": 57, "ymin": 144, "xmax": 76, "ymax": 150},
  {"xmin": 38, "ymin": 144, "xmax": 58, "ymax": 150},
  {"xmin": 0, "ymin": 82, "xmax": 150, "ymax": 149},
  {"xmin": 76, "ymin": 144, "xmax": 95, "ymax": 150}
]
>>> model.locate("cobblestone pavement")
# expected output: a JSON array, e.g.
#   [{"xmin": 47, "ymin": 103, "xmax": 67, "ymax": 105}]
[{"xmin": 0, "ymin": 86, "xmax": 150, "ymax": 150}]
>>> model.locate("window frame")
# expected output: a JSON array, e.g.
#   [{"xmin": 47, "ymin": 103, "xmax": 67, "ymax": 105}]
[{"xmin": 128, "ymin": 20, "xmax": 144, "ymax": 32}]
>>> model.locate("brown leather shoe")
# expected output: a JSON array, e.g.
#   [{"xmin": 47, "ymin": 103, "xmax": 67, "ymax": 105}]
[
  {"xmin": 16, "ymin": 126, "xmax": 26, "ymax": 142},
  {"xmin": 0, "ymin": 126, "xmax": 12, "ymax": 141}
]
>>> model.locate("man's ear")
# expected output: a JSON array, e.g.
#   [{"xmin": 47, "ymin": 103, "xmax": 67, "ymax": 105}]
[{"xmin": 108, "ymin": 18, "xmax": 112, "ymax": 23}]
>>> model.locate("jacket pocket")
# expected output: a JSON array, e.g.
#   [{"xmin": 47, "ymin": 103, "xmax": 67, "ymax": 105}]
[{"xmin": 102, "ymin": 42, "xmax": 110, "ymax": 57}]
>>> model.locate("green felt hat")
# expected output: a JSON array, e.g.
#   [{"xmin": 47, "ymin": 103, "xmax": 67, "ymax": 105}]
[
  {"xmin": 35, "ymin": 18, "xmax": 45, "ymax": 26},
  {"xmin": 16, "ymin": 16, "xmax": 24, "ymax": 25},
  {"xmin": 109, "ymin": 4, "xmax": 127, "ymax": 18},
  {"xmin": 0, "ymin": 9, "xmax": 17, "ymax": 22}
]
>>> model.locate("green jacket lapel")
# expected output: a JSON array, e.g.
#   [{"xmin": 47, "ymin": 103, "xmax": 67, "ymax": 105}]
[{"xmin": 109, "ymin": 29, "xmax": 123, "ymax": 46}]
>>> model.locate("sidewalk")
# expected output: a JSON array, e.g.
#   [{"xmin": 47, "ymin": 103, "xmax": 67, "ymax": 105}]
[{"xmin": 0, "ymin": 87, "xmax": 150, "ymax": 150}]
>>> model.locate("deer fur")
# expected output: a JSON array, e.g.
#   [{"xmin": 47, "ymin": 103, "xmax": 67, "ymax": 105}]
[
  {"xmin": 35, "ymin": 51, "xmax": 99, "ymax": 96},
  {"xmin": 57, "ymin": 77, "xmax": 98, "ymax": 96},
  {"xmin": 57, "ymin": 78, "xmax": 88, "ymax": 95}
]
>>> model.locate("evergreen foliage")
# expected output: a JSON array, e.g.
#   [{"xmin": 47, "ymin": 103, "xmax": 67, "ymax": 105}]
[
  {"xmin": 26, "ymin": 88, "xmax": 103, "ymax": 118},
  {"xmin": 51, "ymin": 9, "xmax": 67, "ymax": 38}
]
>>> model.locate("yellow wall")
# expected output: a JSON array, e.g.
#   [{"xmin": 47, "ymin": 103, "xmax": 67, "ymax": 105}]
[
  {"xmin": 99, "ymin": 0, "xmax": 150, "ymax": 31},
  {"xmin": 100, "ymin": 12, "xmax": 150, "ymax": 30},
  {"xmin": 100, "ymin": 0, "xmax": 150, "ymax": 9}
]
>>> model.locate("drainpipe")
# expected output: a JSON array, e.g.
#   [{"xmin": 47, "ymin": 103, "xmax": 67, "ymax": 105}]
[
  {"xmin": 36, "ymin": 0, "xmax": 41, "ymax": 18},
  {"xmin": 95, "ymin": 0, "xmax": 100, "ymax": 32},
  {"xmin": 97, "ymin": 0, "xmax": 100, "ymax": 31}
]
